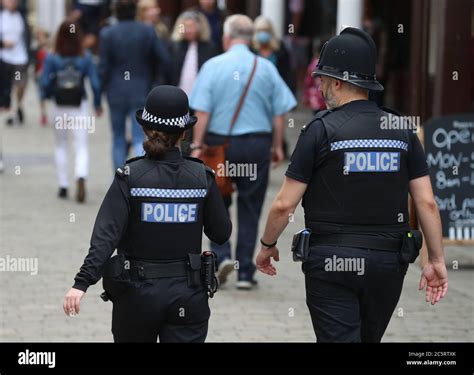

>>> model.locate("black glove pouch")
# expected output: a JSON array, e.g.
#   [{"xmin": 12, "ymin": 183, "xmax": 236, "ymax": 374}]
[
  {"xmin": 398, "ymin": 230, "xmax": 423, "ymax": 264},
  {"xmin": 291, "ymin": 229, "xmax": 312, "ymax": 262},
  {"xmin": 187, "ymin": 253, "xmax": 202, "ymax": 287},
  {"xmin": 102, "ymin": 254, "xmax": 132, "ymax": 302}
]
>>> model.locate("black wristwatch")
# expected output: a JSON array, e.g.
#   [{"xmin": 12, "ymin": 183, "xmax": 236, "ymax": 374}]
[{"xmin": 260, "ymin": 238, "xmax": 277, "ymax": 249}]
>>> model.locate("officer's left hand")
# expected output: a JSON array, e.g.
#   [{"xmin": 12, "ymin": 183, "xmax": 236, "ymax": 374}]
[
  {"xmin": 419, "ymin": 260, "xmax": 448, "ymax": 305},
  {"xmin": 63, "ymin": 288, "xmax": 85, "ymax": 316},
  {"xmin": 256, "ymin": 246, "xmax": 280, "ymax": 276}
]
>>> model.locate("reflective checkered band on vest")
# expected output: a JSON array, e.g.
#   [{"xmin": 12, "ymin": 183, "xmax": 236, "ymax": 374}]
[
  {"xmin": 142, "ymin": 108, "xmax": 190, "ymax": 128},
  {"xmin": 330, "ymin": 139, "xmax": 408, "ymax": 152},
  {"xmin": 130, "ymin": 188, "xmax": 207, "ymax": 198}
]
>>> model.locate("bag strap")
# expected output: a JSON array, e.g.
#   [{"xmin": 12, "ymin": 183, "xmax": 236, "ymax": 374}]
[{"xmin": 225, "ymin": 56, "xmax": 258, "ymax": 142}]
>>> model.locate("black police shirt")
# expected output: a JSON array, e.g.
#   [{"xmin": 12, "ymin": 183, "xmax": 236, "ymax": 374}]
[{"xmin": 285, "ymin": 100, "xmax": 430, "ymax": 237}]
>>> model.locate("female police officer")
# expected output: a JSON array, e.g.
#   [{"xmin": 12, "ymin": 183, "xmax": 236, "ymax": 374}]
[{"xmin": 63, "ymin": 85, "xmax": 232, "ymax": 342}]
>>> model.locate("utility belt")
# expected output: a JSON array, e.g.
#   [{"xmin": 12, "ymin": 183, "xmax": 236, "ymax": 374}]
[
  {"xmin": 127, "ymin": 259, "xmax": 188, "ymax": 280},
  {"xmin": 291, "ymin": 228, "xmax": 423, "ymax": 264},
  {"xmin": 100, "ymin": 252, "xmax": 218, "ymax": 302},
  {"xmin": 312, "ymin": 234, "xmax": 402, "ymax": 252}
]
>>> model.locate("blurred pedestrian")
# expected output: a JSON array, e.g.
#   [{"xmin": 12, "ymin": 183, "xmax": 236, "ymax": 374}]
[
  {"xmin": 253, "ymin": 16, "xmax": 295, "ymax": 159},
  {"xmin": 169, "ymin": 10, "xmax": 216, "ymax": 156},
  {"xmin": 195, "ymin": 0, "xmax": 226, "ymax": 53},
  {"xmin": 0, "ymin": 44, "xmax": 13, "ymax": 111},
  {"xmin": 363, "ymin": 7, "xmax": 388, "ymax": 106},
  {"xmin": 71, "ymin": 0, "xmax": 110, "ymax": 54},
  {"xmin": 137, "ymin": 0, "xmax": 169, "ymax": 41},
  {"xmin": 0, "ymin": 49, "xmax": 12, "ymax": 173},
  {"xmin": 285, "ymin": 0, "xmax": 320, "ymax": 96},
  {"xmin": 303, "ymin": 38, "xmax": 326, "ymax": 115},
  {"xmin": 170, "ymin": 10, "xmax": 216, "ymax": 96},
  {"xmin": 33, "ymin": 28, "xmax": 50, "ymax": 126},
  {"xmin": 190, "ymin": 15, "xmax": 296, "ymax": 290},
  {"xmin": 99, "ymin": 0, "xmax": 170, "ymax": 170},
  {"xmin": 0, "ymin": 0, "xmax": 29, "ymax": 126},
  {"xmin": 40, "ymin": 21, "xmax": 102, "ymax": 203},
  {"xmin": 252, "ymin": 16, "xmax": 292, "ymax": 90}
]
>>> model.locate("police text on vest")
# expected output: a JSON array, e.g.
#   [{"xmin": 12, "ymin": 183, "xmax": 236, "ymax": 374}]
[
  {"xmin": 142, "ymin": 203, "xmax": 198, "ymax": 223},
  {"xmin": 344, "ymin": 152, "xmax": 400, "ymax": 172}
]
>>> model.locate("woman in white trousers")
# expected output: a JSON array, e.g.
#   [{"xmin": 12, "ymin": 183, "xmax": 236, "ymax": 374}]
[
  {"xmin": 51, "ymin": 100, "xmax": 92, "ymax": 200},
  {"xmin": 41, "ymin": 21, "xmax": 102, "ymax": 202}
]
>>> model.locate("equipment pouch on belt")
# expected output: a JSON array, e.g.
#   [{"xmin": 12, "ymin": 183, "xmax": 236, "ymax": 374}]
[
  {"xmin": 101, "ymin": 254, "xmax": 131, "ymax": 302},
  {"xmin": 187, "ymin": 252, "xmax": 218, "ymax": 297},
  {"xmin": 399, "ymin": 230, "xmax": 423, "ymax": 264},
  {"xmin": 187, "ymin": 253, "xmax": 202, "ymax": 288},
  {"xmin": 291, "ymin": 228, "xmax": 312, "ymax": 262},
  {"xmin": 201, "ymin": 251, "xmax": 218, "ymax": 298}
]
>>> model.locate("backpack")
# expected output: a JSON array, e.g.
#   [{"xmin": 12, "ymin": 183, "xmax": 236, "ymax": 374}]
[{"xmin": 53, "ymin": 58, "xmax": 84, "ymax": 106}]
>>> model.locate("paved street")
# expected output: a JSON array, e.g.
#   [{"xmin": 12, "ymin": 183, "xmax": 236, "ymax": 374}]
[{"xmin": 0, "ymin": 82, "xmax": 473, "ymax": 342}]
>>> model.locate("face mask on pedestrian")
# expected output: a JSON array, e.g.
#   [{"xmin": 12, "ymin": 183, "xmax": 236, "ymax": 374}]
[{"xmin": 256, "ymin": 31, "xmax": 272, "ymax": 45}]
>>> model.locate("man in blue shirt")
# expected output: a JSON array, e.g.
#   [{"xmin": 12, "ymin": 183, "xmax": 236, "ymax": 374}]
[{"xmin": 190, "ymin": 14, "xmax": 296, "ymax": 290}]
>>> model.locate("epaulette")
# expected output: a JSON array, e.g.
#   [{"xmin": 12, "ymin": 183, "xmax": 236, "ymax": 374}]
[
  {"xmin": 184, "ymin": 156, "xmax": 215, "ymax": 176},
  {"xmin": 184, "ymin": 156, "xmax": 204, "ymax": 164},
  {"xmin": 204, "ymin": 165, "xmax": 215, "ymax": 176},
  {"xmin": 115, "ymin": 166, "xmax": 126, "ymax": 177},
  {"xmin": 380, "ymin": 106, "xmax": 403, "ymax": 116},
  {"xmin": 116, "ymin": 156, "xmax": 146, "ymax": 177},
  {"xmin": 301, "ymin": 109, "xmax": 333, "ymax": 132},
  {"xmin": 125, "ymin": 156, "xmax": 146, "ymax": 164}
]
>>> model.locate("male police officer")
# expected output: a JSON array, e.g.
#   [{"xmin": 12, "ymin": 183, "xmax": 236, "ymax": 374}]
[
  {"xmin": 256, "ymin": 28, "xmax": 448, "ymax": 342},
  {"xmin": 64, "ymin": 86, "xmax": 232, "ymax": 342}
]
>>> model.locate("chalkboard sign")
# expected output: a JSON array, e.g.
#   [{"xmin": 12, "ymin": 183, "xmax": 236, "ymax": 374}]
[{"xmin": 424, "ymin": 113, "xmax": 474, "ymax": 241}]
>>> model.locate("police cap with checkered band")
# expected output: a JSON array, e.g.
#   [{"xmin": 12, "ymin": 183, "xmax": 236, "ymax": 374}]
[{"xmin": 136, "ymin": 85, "xmax": 198, "ymax": 133}]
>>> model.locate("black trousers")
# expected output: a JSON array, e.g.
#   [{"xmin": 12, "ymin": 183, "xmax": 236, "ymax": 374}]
[
  {"xmin": 111, "ymin": 277, "xmax": 210, "ymax": 343},
  {"xmin": 303, "ymin": 245, "xmax": 408, "ymax": 343}
]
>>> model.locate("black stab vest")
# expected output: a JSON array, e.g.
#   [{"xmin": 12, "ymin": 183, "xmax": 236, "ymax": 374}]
[
  {"xmin": 118, "ymin": 156, "xmax": 210, "ymax": 261},
  {"xmin": 304, "ymin": 106, "xmax": 412, "ymax": 234}
]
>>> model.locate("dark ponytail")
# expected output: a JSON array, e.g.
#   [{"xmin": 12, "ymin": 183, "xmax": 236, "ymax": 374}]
[{"xmin": 143, "ymin": 129, "xmax": 184, "ymax": 159}]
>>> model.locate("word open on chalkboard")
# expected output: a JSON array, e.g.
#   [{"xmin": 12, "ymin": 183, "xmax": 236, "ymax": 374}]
[{"xmin": 424, "ymin": 113, "xmax": 474, "ymax": 241}]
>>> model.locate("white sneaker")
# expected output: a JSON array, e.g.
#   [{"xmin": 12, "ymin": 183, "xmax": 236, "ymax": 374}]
[
  {"xmin": 216, "ymin": 259, "xmax": 235, "ymax": 286},
  {"xmin": 236, "ymin": 279, "xmax": 258, "ymax": 290}
]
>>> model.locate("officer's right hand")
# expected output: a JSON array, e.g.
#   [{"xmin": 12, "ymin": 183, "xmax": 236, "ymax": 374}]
[
  {"xmin": 418, "ymin": 260, "xmax": 448, "ymax": 305},
  {"xmin": 63, "ymin": 288, "xmax": 85, "ymax": 316},
  {"xmin": 256, "ymin": 246, "xmax": 280, "ymax": 276}
]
